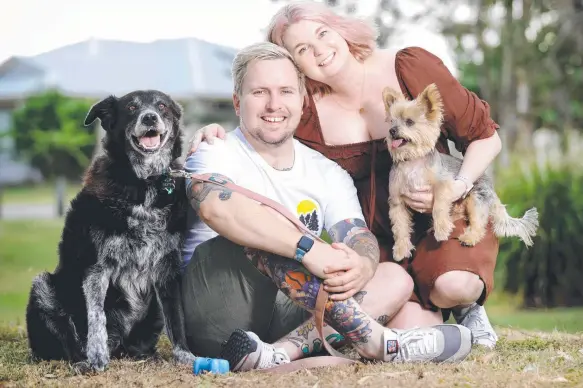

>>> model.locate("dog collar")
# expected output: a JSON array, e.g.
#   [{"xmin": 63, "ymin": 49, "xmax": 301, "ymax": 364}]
[{"xmin": 161, "ymin": 171, "xmax": 175, "ymax": 194}]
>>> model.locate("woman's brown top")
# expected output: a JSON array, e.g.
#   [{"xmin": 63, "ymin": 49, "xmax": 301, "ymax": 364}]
[{"xmin": 294, "ymin": 47, "xmax": 500, "ymax": 262}]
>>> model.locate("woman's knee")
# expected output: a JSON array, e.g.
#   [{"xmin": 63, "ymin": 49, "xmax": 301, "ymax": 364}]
[
  {"xmin": 430, "ymin": 271, "xmax": 484, "ymax": 308},
  {"xmin": 388, "ymin": 301, "xmax": 443, "ymax": 329},
  {"xmin": 361, "ymin": 263, "xmax": 413, "ymax": 319}
]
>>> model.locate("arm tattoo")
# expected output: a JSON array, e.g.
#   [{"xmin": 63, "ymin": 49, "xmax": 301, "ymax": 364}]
[
  {"xmin": 189, "ymin": 173, "xmax": 234, "ymax": 212},
  {"xmin": 256, "ymin": 251, "xmax": 373, "ymax": 346},
  {"xmin": 327, "ymin": 218, "xmax": 380, "ymax": 266}
]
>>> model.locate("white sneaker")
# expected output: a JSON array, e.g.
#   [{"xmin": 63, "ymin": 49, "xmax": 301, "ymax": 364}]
[
  {"xmin": 220, "ymin": 329, "xmax": 290, "ymax": 372},
  {"xmin": 454, "ymin": 303, "xmax": 498, "ymax": 349},
  {"xmin": 383, "ymin": 324, "xmax": 473, "ymax": 363}
]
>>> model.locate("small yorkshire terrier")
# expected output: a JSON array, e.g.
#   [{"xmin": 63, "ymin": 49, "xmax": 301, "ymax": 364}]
[{"xmin": 383, "ymin": 83, "xmax": 539, "ymax": 262}]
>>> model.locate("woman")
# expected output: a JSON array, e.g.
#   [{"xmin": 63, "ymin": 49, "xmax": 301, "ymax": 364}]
[{"xmin": 190, "ymin": 2, "xmax": 501, "ymax": 349}]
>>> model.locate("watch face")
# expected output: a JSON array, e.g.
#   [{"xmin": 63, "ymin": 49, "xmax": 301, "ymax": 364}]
[{"xmin": 299, "ymin": 236, "xmax": 314, "ymax": 251}]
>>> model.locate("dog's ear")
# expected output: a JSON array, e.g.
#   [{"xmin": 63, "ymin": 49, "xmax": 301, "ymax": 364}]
[
  {"xmin": 382, "ymin": 87, "xmax": 402, "ymax": 112},
  {"xmin": 168, "ymin": 99, "xmax": 183, "ymax": 121},
  {"xmin": 84, "ymin": 95, "xmax": 118, "ymax": 131},
  {"xmin": 417, "ymin": 83, "xmax": 443, "ymax": 123}
]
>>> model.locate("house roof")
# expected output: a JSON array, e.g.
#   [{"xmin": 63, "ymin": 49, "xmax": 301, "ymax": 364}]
[{"xmin": 0, "ymin": 37, "xmax": 239, "ymax": 101}]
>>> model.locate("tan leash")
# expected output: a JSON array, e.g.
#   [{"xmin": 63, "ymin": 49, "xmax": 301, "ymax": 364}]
[{"xmin": 171, "ymin": 170, "xmax": 360, "ymax": 372}]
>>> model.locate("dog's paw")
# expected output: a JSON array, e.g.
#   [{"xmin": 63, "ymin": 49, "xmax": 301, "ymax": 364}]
[
  {"xmin": 72, "ymin": 361, "xmax": 93, "ymax": 375},
  {"xmin": 433, "ymin": 222, "xmax": 454, "ymax": 242},
  {"xmin": 433, "ymin": 231, "xmax": 449, "ymax": 242},
  {"xmin": 86, "ymin": 343, "xmax": 110, "ymax": 372},
  {"xmin": 458, "ymin": 230, "xmax": 480, "ymax": 247},
  {"xmin": 458, "ymin": 235, "xmax": 478, "ymax": 247},
  {"xmin": 393, "ymin": 240, "xmax": 414, "ymax": 262},
  {"xmin": 173, "ymin": 347, "xmax": 196, "ymax": 365},
  {"xmin": 458, "ymin": 226, "xmax": 484, "ymax": 247},
  {"xmin": 458, "ymin": 239, "xmax": 475, "ymax": 247}
]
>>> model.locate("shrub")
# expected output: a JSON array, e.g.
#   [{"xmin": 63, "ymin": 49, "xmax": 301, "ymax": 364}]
[
  {"xmin": 496, "ymin": 160, "xmax": 583, "ymax": 308},
  {"xmin": 9, "ymin": 89, "xmax": 95, "ymax": 180}
]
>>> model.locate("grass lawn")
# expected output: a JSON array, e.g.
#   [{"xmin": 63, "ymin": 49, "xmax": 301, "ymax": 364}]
[
  {"xmin": 1, "ymin": 182, "xmax": 81, "ymax": 205},
  {"xmin": 1, "ymin": 326, "xmax": 582, "ymax": 386},
  {"xmin": 2, "ymin": 218, "xmax": 583, "ymax": 331},
  {"xmin": 1, "ymin": 218, "xmax": 582, "ymax": 386},
  {"xmin": 0, "ymin": 219, "xmax": 64, "ymax": 326}
]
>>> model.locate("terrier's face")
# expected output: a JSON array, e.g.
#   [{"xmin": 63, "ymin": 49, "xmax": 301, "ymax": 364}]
[{"xmin": 383, "ymin": 83, "xmax": 444, "ymax": 163}]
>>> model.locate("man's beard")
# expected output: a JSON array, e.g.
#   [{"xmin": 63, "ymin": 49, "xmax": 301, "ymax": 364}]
[{"xmin": 241, "ymin": 118, "xmax": 295, "ymax": 147}]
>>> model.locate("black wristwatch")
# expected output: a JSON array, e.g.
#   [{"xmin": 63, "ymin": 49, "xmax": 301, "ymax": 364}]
[{"xmin": 294, "ymin": 235, "xmax": 314, "ymax": 263}]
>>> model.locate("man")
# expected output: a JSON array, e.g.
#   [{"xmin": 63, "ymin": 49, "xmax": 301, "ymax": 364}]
[{"xmin": 180, "ymin": 42, "xmax": 473, "ymax": 371}]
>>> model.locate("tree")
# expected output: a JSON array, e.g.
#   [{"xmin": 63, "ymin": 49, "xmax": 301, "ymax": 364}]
[
  {"xmin": 271, "ymin": 0, "xmax": 583, "ymax": 156},
  {"xmin": 443, "ymin": 0, "xmax": 583, "ymax": 159},
  {"xmin": 10, "ymin": 89, "xmax": 95, "ymax": 181}
]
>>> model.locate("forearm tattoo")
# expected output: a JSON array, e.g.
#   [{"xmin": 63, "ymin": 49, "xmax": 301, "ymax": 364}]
[
  {"xmin": 257, "ymin": 253, "xmax": 320, "ymax": 310},
  {"xmin": 189, "ymin": 173, "xmax": 233, "ymax": 212},
  {"xmin": 327, "ymin": 219, "xmax": 380, "ymax": 265},
  {"xmin": 255, "ymin": 252, "xmax": 373, "ymax": 346}
]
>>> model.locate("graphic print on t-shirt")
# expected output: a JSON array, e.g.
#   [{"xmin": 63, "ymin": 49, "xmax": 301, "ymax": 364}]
[{"xmin": 296, "ymin": 199, "xmax": 320, "ymax": 233}]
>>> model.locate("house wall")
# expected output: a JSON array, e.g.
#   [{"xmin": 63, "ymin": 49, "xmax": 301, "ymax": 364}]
[
  {"xmin": 0, "ymin": 108, "xmax": 13, "ymax": 156},
  {"xmin": 0, "ymin": 106, "xmax": 43, "ymax": 185}
]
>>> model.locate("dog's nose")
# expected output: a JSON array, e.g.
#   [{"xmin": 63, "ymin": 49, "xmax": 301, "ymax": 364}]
[
  {"xmin": 389, "ymin": 127, "xmax": 398, "ymax": 137},
  {"xmin": 142, "ymin": 113, "xmax": 158, "ymax": 126}
]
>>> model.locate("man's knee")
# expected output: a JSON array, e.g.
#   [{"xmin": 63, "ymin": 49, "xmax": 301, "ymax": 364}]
[{"xmin": 430, "ymin": 271, "xmax": 484, "ymax": 308}]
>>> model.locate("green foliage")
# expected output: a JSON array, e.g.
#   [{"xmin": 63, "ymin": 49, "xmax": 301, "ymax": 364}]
[
  {"xmin": 452, "ymin": 3, "xmax": 583, "ymax": 132},
  {"xmin": 9, "ymin": 89, "xmax": 95, "ymax": 180},
  {"xmin": 496, "ymin": 160, "xmax": 583, "ymax": 308}
]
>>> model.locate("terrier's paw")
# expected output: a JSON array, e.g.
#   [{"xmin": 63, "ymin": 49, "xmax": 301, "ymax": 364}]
[
  {"xmin": 458, "ymin": 227, "xmax": 482, "ymax": 247},
  {"xmin": 86, "ymin": 341, "xmax": 110, "ymax": 372},
  {"xmin": 433, "ymin": 222, "xmax": 454, "ymax": 242},
  {"xmin": 393, "ymin": 239, "xmax": 414, "ymax": 262},
  {"xmin": 458, "ymin": 236, "xmax": 478, "ymax": 247},
  {"xmin": 173, "ymin": 347, "xmax": 197, "ymax": 365}
]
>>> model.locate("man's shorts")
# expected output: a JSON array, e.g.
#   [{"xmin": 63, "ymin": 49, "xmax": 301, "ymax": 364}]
[{"xmin": 181, "ymin": 236, "xmax": 311, "ymax": 357}]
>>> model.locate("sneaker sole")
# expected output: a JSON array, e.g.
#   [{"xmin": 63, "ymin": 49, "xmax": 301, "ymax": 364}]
[{"xmin": 220, "ymin": 329, "xmax": 258, "ymax": 371}]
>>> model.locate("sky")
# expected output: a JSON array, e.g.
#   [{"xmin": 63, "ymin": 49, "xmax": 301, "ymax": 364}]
[{"xmin": 0, "ymin": 0, "xmax": 459, "ymax": 74}]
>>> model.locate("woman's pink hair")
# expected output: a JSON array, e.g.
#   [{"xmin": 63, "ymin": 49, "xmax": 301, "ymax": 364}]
[{"xmin": 266, "ymin": 2, "xmax": 379, "ymax": 97}]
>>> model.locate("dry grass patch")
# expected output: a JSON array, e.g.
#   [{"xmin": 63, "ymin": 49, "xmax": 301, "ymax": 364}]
[{"xmin": 1, "ymin": 326, "xmax": 582, "ymax": 387}]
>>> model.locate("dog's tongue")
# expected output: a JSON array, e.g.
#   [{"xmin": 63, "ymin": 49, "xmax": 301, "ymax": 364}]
[
  {"xmin": 391, "ymin": 139, "xmax": 404, "ymax": 149},
  {"xmin": 139, "ymin": 135, "xmax": 161, "ymax": 148}
]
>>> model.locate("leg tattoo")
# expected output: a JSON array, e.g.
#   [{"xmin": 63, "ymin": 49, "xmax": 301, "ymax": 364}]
[
  {"xmin": 252, "ymin": 250, "xmax": 385, "ymax": 360},
  {"xmin": 324, "ymin": 298, "xmax": 373, "ymax": 345},
  {"xmin": 376, "ymin": 315, "xmax": 390, "ymax": 326}
]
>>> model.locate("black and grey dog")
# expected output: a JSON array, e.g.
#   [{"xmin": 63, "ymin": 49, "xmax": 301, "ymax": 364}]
[{"xmin": 25, "ymin": 90, "xmax": 196, "ymax": 372}]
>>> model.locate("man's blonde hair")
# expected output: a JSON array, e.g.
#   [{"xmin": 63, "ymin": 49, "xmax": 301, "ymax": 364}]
[{"xmin": 231, "ymin": 42, "xmax": 306, "ymax": 97}]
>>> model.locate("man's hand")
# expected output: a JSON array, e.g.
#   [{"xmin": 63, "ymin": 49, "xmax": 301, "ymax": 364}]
[
  {"xmin": 324, "ymin": 218, "xmax": 380, "ymax": 300},
  {"xmin": 301, "ymin": 243, "xmax": 349, "ymax": 279},
  {"xmin": 321, "ymin": 243, "xmax": 375, "ymax": 301}
]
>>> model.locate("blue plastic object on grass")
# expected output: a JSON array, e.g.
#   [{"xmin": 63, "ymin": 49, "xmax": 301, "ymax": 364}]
[{"xmin": 193, "ymin": 357, "xmax": 230, "ymax": 375}]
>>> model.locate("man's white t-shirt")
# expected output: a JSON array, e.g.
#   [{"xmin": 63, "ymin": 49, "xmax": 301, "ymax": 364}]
[{"xmin": 181, "ymin": 127, "xmax": 365, "ymax": 268}]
